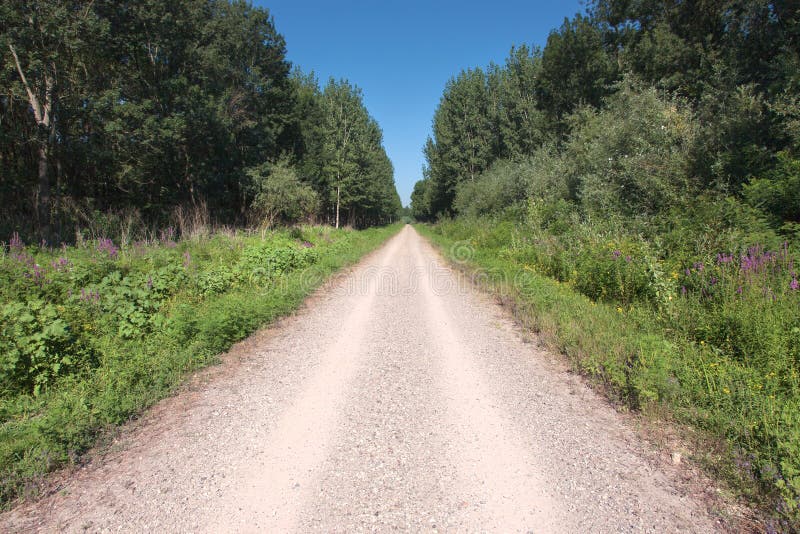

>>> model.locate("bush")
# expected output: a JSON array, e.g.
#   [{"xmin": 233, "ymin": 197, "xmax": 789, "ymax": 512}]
[
  {"xmin": 247, "ymin": 161, "xmax": 319, "ymax": 227},
  {"xmin": 567, "ymin": 79, "xmax": 699, "ymax": 218}
]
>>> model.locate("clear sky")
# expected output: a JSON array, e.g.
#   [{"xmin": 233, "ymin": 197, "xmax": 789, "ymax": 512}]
[{"xmin": 253, "ymin": 1, "xmax": 588, "ymax": 206}]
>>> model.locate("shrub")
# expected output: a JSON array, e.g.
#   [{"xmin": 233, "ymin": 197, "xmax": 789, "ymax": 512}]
[{"xmin": 247, "ymin": 161, "xmax": 319, "ymax": 227}]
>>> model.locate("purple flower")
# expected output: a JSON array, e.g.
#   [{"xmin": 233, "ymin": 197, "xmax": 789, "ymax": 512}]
[
  {"xmin": 51, "ymin": 257, "xmax": 70, "ymax": 271},
  {"xmin": 612, "ymin": 250, "xmax": 622, "ymax": 259},
  {"xmin": 710, "ymin": 276, "xmax": 718, "ymax": 286},
  {"xmin": 9, "ymin": 232, "xmax": 23, "ymax": 251},
  {"xmin": 301, "ymin": 241, "xmax": 314, "ymax": 248},
  {"xmin": 79, "ymin": 288, "xmax": 99, "ymax": 303},
  {"xmin": 693, "ymin": 262, "xmax": 705, "ymax": 272},
  {"xmin": 160, "ymin": 227, "xmax": 176, "ymax": 246},
  {"xmin": 681, "ymin": 286, "xmax": 687, "ymax": 296},
  {"xmin": 625, "ymin": 255, "xmax": 632, "ymax": 263},
  {"xmin": 791, "ymin": 278, "xmax": 799, "ymax": 291},
  {"xmin": 97, "ymin": 238, "xmax": 119, "ymax": 260},
  {"xmin": 737, "ymin": 286, "xmax": 743, "ymax": 294},
  {"xmin": 146, "ymin": 276, "xmax": 154, "ymax": 290}
]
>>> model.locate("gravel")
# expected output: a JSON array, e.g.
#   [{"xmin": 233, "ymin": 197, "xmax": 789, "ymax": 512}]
[{"xmin": 1, "ymin": 226, "xmax": 727, "ymax": 533}]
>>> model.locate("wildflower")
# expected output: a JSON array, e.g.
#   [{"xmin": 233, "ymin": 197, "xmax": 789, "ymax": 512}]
[
  {"xmin": 736, "ymin": 286, "xmax": 743, "ymax": 294},
  {"xmin": 625, "ymin": 255, "xmax": 632, "ymax": 263},
  {"xmin": 616, "ymin": 307, "xmax": 623, "ymax": 313},
  {"xmin": 51, "ymin": 257, "xmax": 70, "ymax": 271},
  {"xmin": 710, "ymin": 276, "xmax": 717, "ymax": 286},
  {"xmin": 681, "ymin": 286, "xmax": 687, "ymax": 295},
  {"xmin": 147, "ymin": 276, "xmax": 154, "ymax": 290},
  {"xmin": 9, "ymin": 232, "xmax": 23, "ymax": 251},
  {"xmin": 791, "ymin": 278, "xmax": 799, "ymax": 291},
  {"xmin": 722, "ymin": 387, "xmax": 730, "ymax": 395},
  {"xmin": 301, "ymin": 241, "xmax": 314, "ymax": 248},
  {"xmin": 612, "ymin": 250, "xmax": 622, "ymax": 259},
  {"xmin": 97, "ymin": 238, "xmax": 119, "ymax": 260}
]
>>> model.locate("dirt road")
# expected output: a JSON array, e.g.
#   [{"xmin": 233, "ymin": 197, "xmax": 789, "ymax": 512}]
[{"xmin": 2, "ymin": 226, "xmax": 726, "ymax": 532}]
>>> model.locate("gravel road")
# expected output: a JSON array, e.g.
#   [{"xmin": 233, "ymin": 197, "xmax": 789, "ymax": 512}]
[{"xmin": 2, "ymin": 225, "xmax": 728, "ymax": 532}]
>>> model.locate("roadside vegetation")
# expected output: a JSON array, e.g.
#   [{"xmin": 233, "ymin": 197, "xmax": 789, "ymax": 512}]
[
  {"xmin": 412, "ymin": 1, "xmax": 800, "ymax": 528},
  {"xmin": 0, "ymin": 223, "xmax": 400, "ymax": 505}
]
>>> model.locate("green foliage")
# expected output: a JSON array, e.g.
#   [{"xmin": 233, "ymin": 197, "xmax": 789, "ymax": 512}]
[
  {"xmin": 0, "ymin": 2, "xmax": 400, "ymax": 241},
  {"xmin": 745, "ymin": 153, "xmax": 800, "ymax": 228},
  {"xmin": 567, "ymin": 80, "xmax": 698, "ymax": 217},
  {"xmin": 0, "ymin": 224, "xmax": 400, "ymax": 505},
  {"xmin": 293, "ymin": 76, "xmax": 401, "ymax": 228},
  {"xmin": 453, "ymin": 158, "xmax": 537, "ymax": 218},
  {"xmin": 1, "ymin": 301, "xmax": 78, "ymax": 396},
  {"xmin": 248, "ymin": 161, "xmax": 319, "ymax": 227},
  {"xmin": 538, "ymin": 14, "xmax": 619, "ymax": 126}
]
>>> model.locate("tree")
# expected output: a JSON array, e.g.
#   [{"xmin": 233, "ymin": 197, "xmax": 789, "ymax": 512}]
[
  {"xmin": 537, "ymin": 15, "xmax": 618, "ymax": 132},
  {"xmin": 248, "ymin": 160, "xmax": 318, "ymax": 227},
  {"xmin": 1, "ymin": 1, "xmax": 105, "ymax": 239},
  {"xmin": 424, "ymin": 68, "xmax": 500, "ymax": 216}
]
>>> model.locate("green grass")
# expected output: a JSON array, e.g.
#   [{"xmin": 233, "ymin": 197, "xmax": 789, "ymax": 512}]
[
  {"xmin": 417, "ymin": 220, "xmax": 799, "ymax": 530},
  {"xmin": 0, "ymin": 223, "xmax": 401, "ymax": 505}
]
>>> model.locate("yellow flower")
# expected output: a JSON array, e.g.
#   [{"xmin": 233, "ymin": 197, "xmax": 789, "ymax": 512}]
[
  {"xmin": 700, "ymin": 340, "xmax": 705, "ymax": 345},
  {"xmin": 722, "ymin": 387, "xmax": 731, "ymax": 395},
  {"xmin": 616, "ymin": 307, "xmax": 623, "ymax": 313}
]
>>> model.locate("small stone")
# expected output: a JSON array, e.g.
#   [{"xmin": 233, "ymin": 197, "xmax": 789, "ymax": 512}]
[{"xmin": 671, "ymin": 452, "xmax": 682, "ymax": 465}]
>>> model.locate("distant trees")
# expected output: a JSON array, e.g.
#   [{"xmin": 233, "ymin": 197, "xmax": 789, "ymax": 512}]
[
  {"xmin": 0, "ymin": 0, "xmax": 400, "ymax": 241},
  {"xmin": 413, "ymin": 1, "xmax": 800, "ymax": 232}
]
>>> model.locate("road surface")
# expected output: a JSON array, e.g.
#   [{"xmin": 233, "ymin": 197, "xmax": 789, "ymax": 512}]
[{"xmin": 2, "ymin": 226, "xmax": 725, "ymax": 532}]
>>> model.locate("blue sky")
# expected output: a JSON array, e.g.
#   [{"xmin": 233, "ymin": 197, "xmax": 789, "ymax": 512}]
[{"xmin": 253, "ymin": 1, "xmax": 587, "ymax": 206}]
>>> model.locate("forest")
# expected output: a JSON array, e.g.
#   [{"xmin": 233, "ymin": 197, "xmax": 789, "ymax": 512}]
[
  {"xmin": 0, "ymin": 1, "xmax": 401, "ymax": 241},
  {"xmin": 413, "ymin": 0, "xmax": 800, "ymax": 525}
]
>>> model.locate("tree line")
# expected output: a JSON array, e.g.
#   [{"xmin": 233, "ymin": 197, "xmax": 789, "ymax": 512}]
[
  {"xmin": 0, "ymin": 1, "xmax": 401, "ymax": 242},
  {"xmin": 412, "ymin": 0, "xmax": 800, "ymax": 232}
]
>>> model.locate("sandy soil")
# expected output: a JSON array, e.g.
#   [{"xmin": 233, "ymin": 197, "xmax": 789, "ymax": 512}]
[{"xmin": 1, "ymin": 225, "xmax": 732, "ymax": 532}]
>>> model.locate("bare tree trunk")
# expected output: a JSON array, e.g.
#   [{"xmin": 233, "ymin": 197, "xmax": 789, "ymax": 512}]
[
  {"xmin": 335, "ymin": 183, "xmax": 340, "ymax": 229},
  {"xmin": 9, "ymin": 43, "xmax": 53, "ymax": 240}
]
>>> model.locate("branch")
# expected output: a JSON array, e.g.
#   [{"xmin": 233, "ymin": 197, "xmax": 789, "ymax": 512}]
[{"xmin": 8, "ymin": 43, "xmax": 44, "ymax": 125}]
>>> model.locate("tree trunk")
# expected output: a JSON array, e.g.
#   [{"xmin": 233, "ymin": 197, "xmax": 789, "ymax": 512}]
[
  {"xmin": 37, "ymin": 143, "xmax": 51, "ymax": 240},
  {"xmin": 335, "ymin": 184, "xmax": 340, "ymax": 229},
  {"xmin": 9, "ymin": 44, "xmax": 53, "ymax": 241}
]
